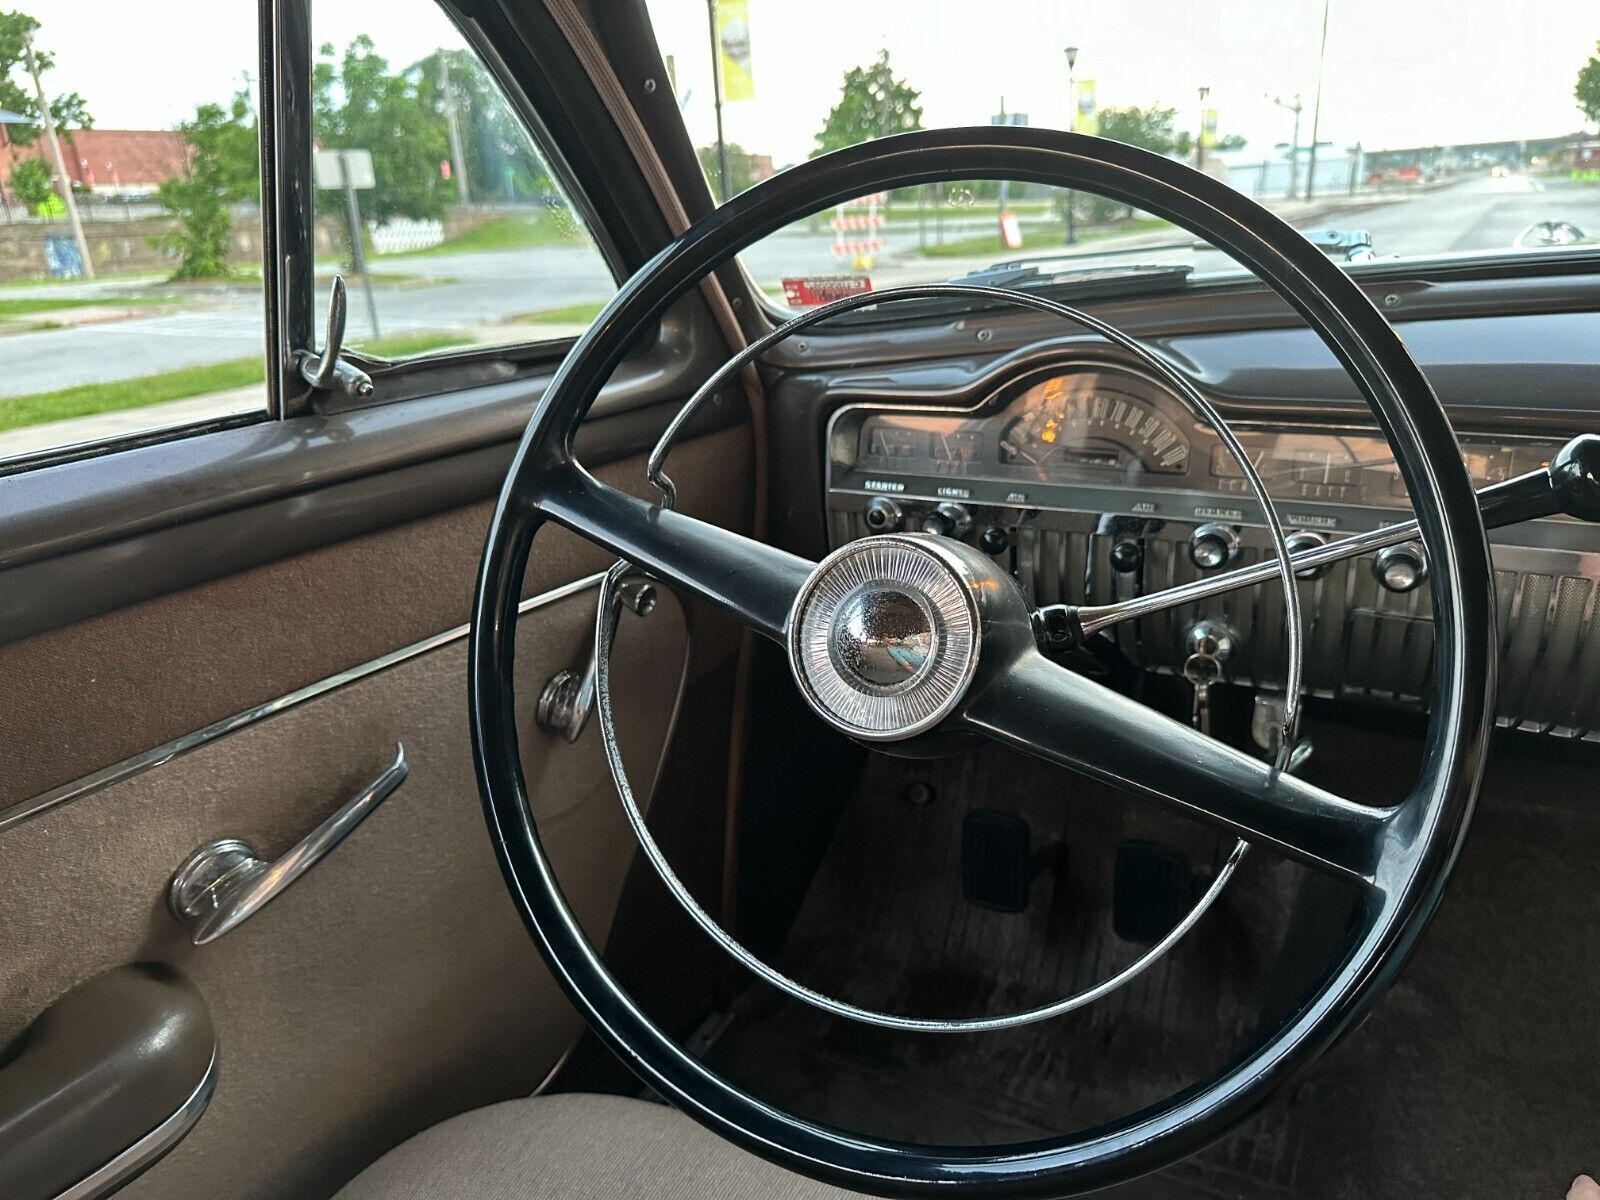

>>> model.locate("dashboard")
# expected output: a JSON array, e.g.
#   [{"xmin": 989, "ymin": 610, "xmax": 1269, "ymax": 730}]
[
  {"xmin": 824, "ymin": 358, "xmax": 1600, "ymax": 743},
  {"xmin": 836, "ymin": 363, "xmax": 1566, "ymax": 528}
]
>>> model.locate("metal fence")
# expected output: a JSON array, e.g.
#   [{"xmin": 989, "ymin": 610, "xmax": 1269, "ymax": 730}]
[
  {"xmin": 1223, "ymin": 157, "xmax": 1369, "ymax": 200},
  {"xmin": 0, "ymin": 197, "xmax": 255, "ymax": 225}
]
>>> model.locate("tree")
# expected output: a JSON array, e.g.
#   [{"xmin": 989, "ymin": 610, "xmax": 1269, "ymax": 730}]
[
  {"xmin": 697, "ymin": 141, "xmax": 755, "ymax": 196},
  {"xmin": 1097, "ymin": 105, "xmax": 1180, "ymax": 155},
  {"xmin": 1171, "ymin": 129, "xmax": 1246, "ymax": 157},
  {"xmin": 0, "ymin": 10, "xmax": 91, "ymax": 147},
  {"xmin": 9, "ymin": 155, "xmax": 50, "ymax": 211},
  {"xmin": 811, "ymin": 50, "xmax": 922, "ymax": 158},
  {"xmin": 412, "ymin": 48, "xmax": 553, "ymax": 204},
  {"xmin": 314, "ymin": 36, "xmax": 449, "ymax": 222},
  {"xmin": 1579, "ymin": 42, "xmax": 1600, "ymax": 125},
  {"xmin": 154, "ymin": 90, "xmax": 258, "ymax": 280}
]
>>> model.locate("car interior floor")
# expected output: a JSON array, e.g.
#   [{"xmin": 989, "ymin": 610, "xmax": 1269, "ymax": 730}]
[{"xmin": 695, "ymin": 717, "xmax": 1599, "ymax": 1199}]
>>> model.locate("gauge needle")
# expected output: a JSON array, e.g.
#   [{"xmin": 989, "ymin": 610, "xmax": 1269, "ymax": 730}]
[{"xmin": 1003, "ymin": 440, "xmax": 1041, "ymax": 466}]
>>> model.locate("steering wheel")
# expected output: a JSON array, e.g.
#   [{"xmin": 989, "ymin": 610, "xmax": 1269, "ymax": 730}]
[{"xmin": 469, "ymin": 127, "xmax": 1497, "ymax": 1195}]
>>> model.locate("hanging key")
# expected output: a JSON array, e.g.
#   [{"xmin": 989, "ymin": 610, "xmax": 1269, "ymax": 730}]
[
  {"xmin": 1182, "ymin": 620, "xmax": 1236, "ymax": 736},
  {"xmin": 1183, "ymin": 650, "xmax": 1222, "ymax": 735}
]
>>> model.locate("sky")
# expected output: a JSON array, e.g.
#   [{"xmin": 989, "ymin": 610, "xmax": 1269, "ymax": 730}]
[
  {"xmin": 20, "ymin": 0, "xmax": 1600, "ymax": 167},
  {"xmin": 650, "ymin": 0, "xmax": 1599, "ymax": 164}
]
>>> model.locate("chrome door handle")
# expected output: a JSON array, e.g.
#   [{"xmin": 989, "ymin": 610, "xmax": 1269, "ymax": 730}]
[{"xmin": 168, "ymin": 743, "xmax": 408, "ymax": 945}]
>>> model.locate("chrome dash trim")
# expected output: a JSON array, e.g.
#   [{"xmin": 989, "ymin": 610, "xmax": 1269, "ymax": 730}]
[
  {"xmin": 53, "ymin": 1047, "xmax": 217, "ymax": 1200},
  {"xmin": 2, "ymin": 572, "xmax": 607, "ymax": 834}
]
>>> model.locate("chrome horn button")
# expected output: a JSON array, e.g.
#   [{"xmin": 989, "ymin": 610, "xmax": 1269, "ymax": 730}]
[
  {"xmin": 829, "ymin": 586, "xmax": 936, "ymax": 689},
  {"xmin": 788, "ymin": 535, "xmax": 981, "ymax": 741}
]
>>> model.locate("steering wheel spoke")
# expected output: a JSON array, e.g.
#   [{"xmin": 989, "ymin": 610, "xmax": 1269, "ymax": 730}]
[
  {"xmin": 534, "ymin": 461, "xmax": 813, "ymax": 643},
  {"xmin": 963, "ymin": 649, "xmax": 1390, "ymax": 885}
]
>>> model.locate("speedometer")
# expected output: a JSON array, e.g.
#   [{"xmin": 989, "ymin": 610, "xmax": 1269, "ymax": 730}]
[{"xmin": 997, "ymin": 374, "xmax": 1191, "ymax": 477}]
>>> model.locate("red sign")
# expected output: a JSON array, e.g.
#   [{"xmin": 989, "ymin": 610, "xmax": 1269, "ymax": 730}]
[
  {"xmin": 998, "ymin": 210, "xmax": 1023, "ymax": 250},
  {"xmin": 781, "ymin": 275, "xmax": 872, "ymax": 307}
]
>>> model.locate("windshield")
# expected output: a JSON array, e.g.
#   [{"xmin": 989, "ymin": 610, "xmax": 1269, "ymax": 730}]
[{"xmin": 646, "ymin": 1, "xmax": 1600, "ymax": 308}]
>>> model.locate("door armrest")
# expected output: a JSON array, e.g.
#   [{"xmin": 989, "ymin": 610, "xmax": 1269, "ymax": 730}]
[{"xmin": 0, "ymin": 964, "xmax": 216, "ymax": 1200}]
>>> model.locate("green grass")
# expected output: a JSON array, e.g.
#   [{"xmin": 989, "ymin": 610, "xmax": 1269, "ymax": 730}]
[
  {"xmin": 0, "ymin": 358, "xmax": 266, "ymax": 431},
  {"xmin": 384, "ymin": 211, "xmax": 590, "ymax": 258},
  {"xmin": 0, "ymin": 331, "xmax": 466, "ymax": 432},
  {"xmin": 348, "ymin": 331, "xmax": 469, "ymax": 358},
  {"xmin": 510, "ymin": 299, "xmax": 606, "ymax": 325},
  {"xmin": 0, "ymin": 294, "xmax": 180, "ymax": 318}
]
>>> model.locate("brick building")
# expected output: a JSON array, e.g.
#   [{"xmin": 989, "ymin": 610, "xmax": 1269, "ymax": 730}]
[{"xmin": 1, "ymin": 127, "xmax": 191, "ymax": 198}]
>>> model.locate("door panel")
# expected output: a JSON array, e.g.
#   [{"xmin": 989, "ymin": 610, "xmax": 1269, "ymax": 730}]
[
  {"xmin": 0, "ymin": 427, "xmax": 749, "ymax": 1198},
  {"xmin": 0, "ymin": 423, "xmax": 749, "ymax": 809}
]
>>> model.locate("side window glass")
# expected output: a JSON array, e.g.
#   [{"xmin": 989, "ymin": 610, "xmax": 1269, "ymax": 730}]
[
  {"xmin": 0, "ymin": 5, "xmax": 267, "ymax": 464},
  {"xmin": 311, "ymin": 2, "xmax": 616, "ymax": 360}
]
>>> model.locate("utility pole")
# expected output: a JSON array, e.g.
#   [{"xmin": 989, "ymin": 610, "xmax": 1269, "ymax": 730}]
[
  {"xmin": 438, "ymin": 53, "xmax": 470, "ymax": 206},
  {"xmin": 1064, "ymin": 45, "xmax": 1078, "ymax": 244},
  {"xmin": 705, "ymin": 0, "xmax": 729, "ymax": 202},
  {"xmin": 24, "ymin": 31, "xmax": 92, "ymax": 277},
  {"xmin": 1304, "ymin": 0, "xmax": 1331, "ymax": 201},
  {"xmin": 1196, "ymin": 85, "xmax": 1210, "ymax": 172},
  {"xmin": 1272, "ymin": 93, "xmax": 1303, "ymax": 199}
]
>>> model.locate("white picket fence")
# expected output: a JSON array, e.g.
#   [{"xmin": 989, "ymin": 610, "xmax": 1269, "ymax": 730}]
[{"xmin": 366, "ymin": 217, "xmax": 444, "ymax": 254}]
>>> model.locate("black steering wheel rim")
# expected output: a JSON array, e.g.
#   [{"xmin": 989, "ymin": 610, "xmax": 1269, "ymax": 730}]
[{"xmin": 468, "ymin": 127, "xmax": 1496, "ymax": 1196}]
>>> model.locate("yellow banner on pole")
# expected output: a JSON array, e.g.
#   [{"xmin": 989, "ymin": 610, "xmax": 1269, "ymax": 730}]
[
  {"xmin": 1074, "ymin": 79, "xmax": 1097, "ymax": 135},
  {"xmin": 716, "ymin": 0, "xmax": 755, "ymax": 101}
]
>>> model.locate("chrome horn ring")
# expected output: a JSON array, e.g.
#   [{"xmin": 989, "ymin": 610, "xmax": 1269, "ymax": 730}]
[{"xmin": 588, "ymin": 282, "xmax": 1307, "ymax": 1032}]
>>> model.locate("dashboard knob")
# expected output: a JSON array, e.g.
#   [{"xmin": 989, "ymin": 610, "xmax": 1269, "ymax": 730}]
[
  {"xmin": 1186, "ymin": 618, "xmax": 1238, "ymax": 661},
  {"xmin": 1188, "ymin": 523, "xmax": 1240, "ymax": 571},
  {"xmin": 1550, "ymin": 433, "xmax": 1600, "ymax": 522},
  {"xmin": 1284, "ymin": 530, "xmax": 1331, "ymax": 580},
  {"xmin": 978, "ymin": 524, "xmax": 1010, "ymax": 555},
  {"xmin": 1109, "ymin": 539, "xmax": 1142, "ymax": 573},
  {"xmin": 919, "ymin": 503, "xmax": 972, "ymax": 540},
  {"xmin": 1373, "ymin": 542, "xmax": 1428, "ymax": 592},
  {"xmin": 863, "ymin": 496, "xmax": 903, "ymax": 534}
]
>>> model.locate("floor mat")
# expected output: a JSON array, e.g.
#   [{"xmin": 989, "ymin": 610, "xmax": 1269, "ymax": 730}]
[{"xmin": 704, "ymin": 728, "xmax": 1599, "ymax": 1197}]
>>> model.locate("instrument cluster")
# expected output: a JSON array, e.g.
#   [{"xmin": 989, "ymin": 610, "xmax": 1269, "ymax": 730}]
[
  {"xmin": 824, "ymin": 358, "xmax": 1600, "ymax": 743},
  {"xmin": 833, "ymin": 362, "xmax": 1565, "ymax": 528}
]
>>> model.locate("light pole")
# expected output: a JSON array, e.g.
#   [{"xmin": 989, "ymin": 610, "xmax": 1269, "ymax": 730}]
[
  {"xmin": 23, "ymin": 31, "xmax": 92, "ymax": 277},
  {"xmin": 706, "ymin": 0, "xmax": 730, "ymax": 203},
  {"xmin": 1271, "ymin": 93, "xmax": 1303, "ymax": 199},
  {"xmin": 437, "ymin": 53, "xmax": 471, "ymax": 206},
  {"xmin": 1196, "ymin": 85, "xmax": 1210, "ymax": 172},
  {"xmin": 1304, "ymin": 0, "xmax": 1331, "ymax": 201},
  {"xmin": 1064, "ymin": 45, "xmax": 1078, "ymax": 245}
]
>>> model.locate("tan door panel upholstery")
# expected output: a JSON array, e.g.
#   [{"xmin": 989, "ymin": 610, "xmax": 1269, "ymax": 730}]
[
  {"xmin": 0, "ymin": 424, "xmax": 750, "ymax": 807},
  {"xmin": 0, "ymin": 582, "xmax": 688, "ymax": 1200}
]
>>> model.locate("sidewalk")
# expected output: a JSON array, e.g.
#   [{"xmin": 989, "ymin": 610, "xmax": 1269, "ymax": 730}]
[{"xmin": 0, "ymin": 383, "xmax": 265, "ymax": 460}]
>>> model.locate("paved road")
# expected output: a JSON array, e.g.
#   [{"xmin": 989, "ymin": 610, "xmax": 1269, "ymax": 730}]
[
  {"xmin": 1, "ymin": 173, "xmax": 1595, "ymax": 400},
  {"xmin": 1350, "ymin": 174, "xmax": 1599, "ymax": 256}
]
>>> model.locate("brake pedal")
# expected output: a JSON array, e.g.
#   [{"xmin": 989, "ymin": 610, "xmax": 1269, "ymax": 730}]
[
  {"xmin": 1113, "ymin": 840, "xmax": 1194, "ymax": 943},
  {"xmin": 961, "ymin": 809, "xmax": 1034, "ymax": 912}
]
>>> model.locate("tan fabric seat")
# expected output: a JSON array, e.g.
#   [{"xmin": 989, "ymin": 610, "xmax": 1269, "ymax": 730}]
[{"xmin": 335, "ymin": 1092, "xmax": 862, "ymax": 1199}]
